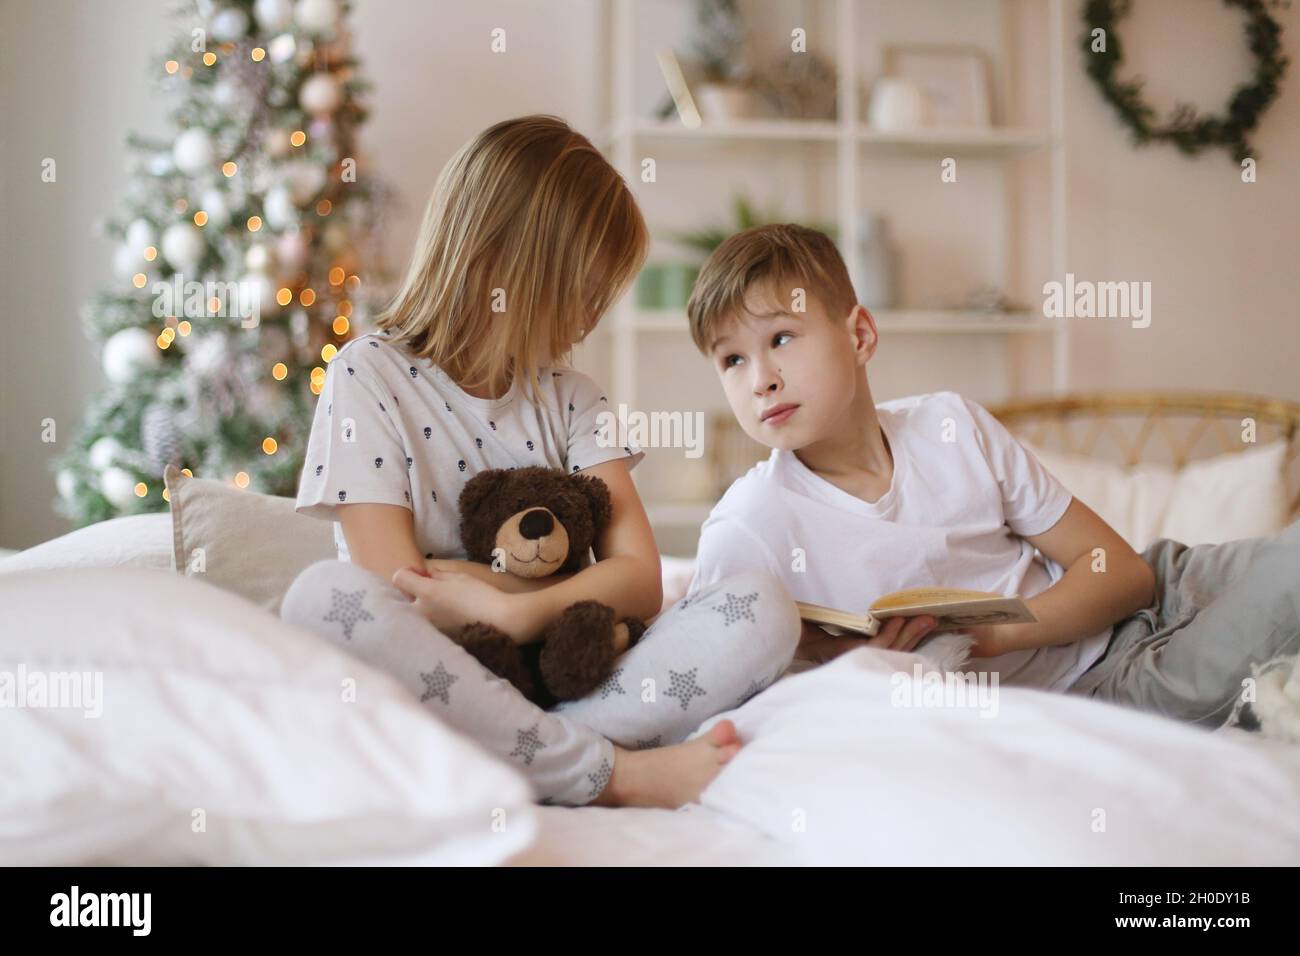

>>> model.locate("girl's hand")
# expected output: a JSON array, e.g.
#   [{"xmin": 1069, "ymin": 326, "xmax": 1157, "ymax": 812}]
[{"xmin": 392, "ymin": 567, "xmax": 541, "ymax": 644}]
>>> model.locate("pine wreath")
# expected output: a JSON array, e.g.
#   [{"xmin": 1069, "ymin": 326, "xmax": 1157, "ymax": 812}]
[{"xmin": 1082, "ymin": 0, "xmax": 1289, "ymax": 162}]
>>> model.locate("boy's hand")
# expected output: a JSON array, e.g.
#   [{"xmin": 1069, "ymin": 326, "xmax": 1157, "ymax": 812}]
[
  {"xmin": 795, "ymin": 615, "xmax": 939, "ymax": 664},
  {"xmin": 963, "ymin": 623, "xmax": 1013, "ymax": 657}
]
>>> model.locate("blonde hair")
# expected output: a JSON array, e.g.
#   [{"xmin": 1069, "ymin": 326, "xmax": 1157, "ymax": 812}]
[
  {"xmin": 686, "ymin": 223, "xmax": 856, "ymax": 354},
  {"xmin": 375, "ymin": 115, "xmax": 649, "ymax": 402}
]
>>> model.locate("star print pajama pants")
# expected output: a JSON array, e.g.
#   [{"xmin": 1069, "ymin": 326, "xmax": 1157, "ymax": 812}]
[{"xmin": 280, "ymin": 559, "xmax": 800, "ymax": 806}]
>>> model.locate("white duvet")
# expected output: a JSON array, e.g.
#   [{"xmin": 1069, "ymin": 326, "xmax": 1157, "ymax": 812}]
[{"xmin": 3, "ymin": 567, "xmax": 1297, "ymax": 866}]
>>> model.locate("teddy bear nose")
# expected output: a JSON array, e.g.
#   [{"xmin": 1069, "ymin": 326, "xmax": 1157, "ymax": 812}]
[{"xmin": 518, "ymin": 509, "xmax": 554, "ymax": 540}]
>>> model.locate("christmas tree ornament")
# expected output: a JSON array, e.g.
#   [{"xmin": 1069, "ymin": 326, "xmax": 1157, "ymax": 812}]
[
  {"xmin": 126, "ymin": 218, "xmax": 157, "ymax": 255},
  {"xmin": 114, "ymin": 243, "xmax": 145, "ymax": 279},
  {"xmin": 263, "ymin": 185, "xmax": 296, "ymax": 229},
  {"xmin": 56, "ymin": 469, "xmax": 78, "ymax": 503},
  {"xmin": 210, "ymin": 6, "xmax": 250, "ymax": 42},
  {"xmin": 212, "ymin": 79, "xmax": 240, "ymax": 110},
  {"xmin": 263, "ymin": 126, "xmax": 292, "ymax": 158},
  {"xmin": 268, "ymin": 33, "xmax": 297, "ymax": 65},
  {"xmin": 173, "ymin": 128, "xmax": 216, "ymax": 175},
  {"xmin": 200, "ymin": 188, "xmax": 232, "ymax": 228},
  {"xmin": 254, "ymin": 0, "xmax": 295, "ymax": 32},
  {"xmin": 245, "ymin": 242, "xmax": 272, "ymax": 272},
  {"xmin": 102, "ymin": 328, "xmax": 162, "ymax": 383},
  {"xmin": 299, "ymin": 72, "xmax": 342, "ymax": 115},
  {"xmin": 89, "ymin": 436, "xmax": 126, "ymax": 471},
  {"xmin": 161, "ymin": 221, "xmax": 206, "ymax": 270},
  {"xmin": 295, "ymin": 0, "xmax": 340, "ymax": 37},
  {"xmin": 141, "ymin": 402, "xmax": 186, "ymax": 473},
  {"xmin": 100, "ymin": 467, "xmax": 139, "ymax": 509},
  {"xmin": 239, "ymin": 272, "xmax": 279, "ymax": 320}
]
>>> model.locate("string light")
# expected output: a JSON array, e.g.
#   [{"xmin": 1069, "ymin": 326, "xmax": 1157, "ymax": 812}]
[
  {"xmin": 162, "ymin": 488, "xmax": 170, "ymax": 503},
  {"xmin": 290, "ymin": 130, "xmax": 307, "ymax": 147},
  {"xmin": 328, "ymin": 267, "xmax": 345, "ymax": 286},
  {"xmin": 202, "ymin": 52, "xmax": 217, "ymax": 66},
  {"xmin": 251, "ymin": 47, "xmax": 266, "ymax": 62},
  {"xmin": 276, "ymin": 287, "xmax": 293, "ymax": 306},
  {"xmin": 222, "ymin": 161, "xmax": 237, "ymax": 177},
  {"xmin": 315, "ymin": 199, "xmax": 332, "ymax": 216},
  {"xmin": 165, "ymin": 60, "xmax": 179, "ymax": 74},
  {"xmin": 272, "ymin": 362, "xmax": 288, "ymax": 380},
  {"xmin": 132, "ymin": 273, "xmax": 148, "ymax": 288},
  {"xmin": 134, "ymin": 482, "xmax": 148, "ymax": 497},
  {"xmin": 321, "ymin": 344, "xmax": 337, "ymax": 362},
  {"xmin": 332, "ymin": 315, "xmax": 349, "ymax": 335},
  {"xmin": 182, "ymin": 468, "xmax": 193, "ymax": 477},
  {"xmin": 337, "ymin": 300, "xmax": 352, "ymax": 317},
  {"xmin": 178, "ymin": 321, "xmax": 192, "ymax": 335},
  {"xmin": 262, "ymin": 437, "xmax": 278, "ymax": 455},
  {"xmin": 246, "ymin": 216, "xmax": 262, "ymax": 232},
  {"xmin": 143, "ymin": 246, "xmax": 157, "ymax": 261},
  {"xmin": 234, "ymin": 472, "xmax": 250, "ymax": 488},
  {"xmin": 299, "ymin": 288, "xmax": 316, "ymax": 307},
  {"xmin": 345, "ymin": 275, "xmax": 360, "ymax": 291},
  {"xmin": 193, "ymin": 210, "xmax": 208, "ymax": 226},
  {"xmin": 174, "ymin": 198, "xmax": 188, "ymax": 212}
]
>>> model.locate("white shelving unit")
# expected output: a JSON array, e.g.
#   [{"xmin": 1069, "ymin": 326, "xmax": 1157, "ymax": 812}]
[{"xmin": 598, "ymin": 0, "xmax": 1069, "ymax": 535}]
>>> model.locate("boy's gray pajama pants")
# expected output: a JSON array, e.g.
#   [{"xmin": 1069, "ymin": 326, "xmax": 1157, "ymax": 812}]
[
  {"xmin": 280, "ymin": 560, "xmax": 800, "ymax": 806},
  {"xmin": 1069, "ymin": 516, "xmax": 1300, "ymax": 727}
]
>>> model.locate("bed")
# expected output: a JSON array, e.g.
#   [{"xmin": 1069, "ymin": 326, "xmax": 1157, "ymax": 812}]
[{"xmin": 3, "ymin": 391, "xmax": 1299, "ymax": 866}]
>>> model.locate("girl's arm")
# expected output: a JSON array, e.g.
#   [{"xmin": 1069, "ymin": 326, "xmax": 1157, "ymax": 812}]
[
  {"xmin": 968, "ymin": 497, "xmax": 1156, "ymax": 657},
  {"xmin": 337, "ymin": 502, "xmax": 427, "ymax": 585}
]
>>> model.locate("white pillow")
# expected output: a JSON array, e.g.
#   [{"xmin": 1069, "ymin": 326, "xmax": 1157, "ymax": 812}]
[
  {"xmin": 1025, "ymin": 439, "xmax": 1289, "ymax": 549},
  {"xmin": 0, "ymin": 567, "xmax": 538, "ymax": 865},
  {"xmin": 0, "ymin": 513, "xmax": 174, "ymax": 576},
  {"xmin": 692, "ymin": 649, "xmax": 1300, "ymax": 865}
]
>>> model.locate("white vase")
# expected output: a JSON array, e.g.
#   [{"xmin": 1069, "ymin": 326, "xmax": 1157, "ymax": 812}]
[
  {"xmin": 696, "ymin": 83, "xmax": 756, "ymax": 122},
  {"xmin": 867, "ymin": 77, "xmax": 929, "ymax": 131},
  {"xmin": 856, "ymin": 213, "xmax": 897, "ymax": 310}
]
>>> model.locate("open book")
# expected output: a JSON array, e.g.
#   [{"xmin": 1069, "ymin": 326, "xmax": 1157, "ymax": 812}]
[{"xmin": 796, "ymin": 587, "xmax": 1037, "ymax": 637}]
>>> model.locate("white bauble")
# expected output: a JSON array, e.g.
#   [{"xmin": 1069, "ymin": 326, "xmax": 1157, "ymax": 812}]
[
  {"xmin": 89, "ymin": 436, "xmax": 126, "ymax": 471},
  {"xmin": 148, "ymin": 153, "xmax": 175, "ymax": 176},
  {"xmin": 212, "ymin": 79, "xmax": 240, "ymax": 110},
  {"xmin": 210, "ymin": 6, "xmax": 250, "ymax": 41},
  {"xmin": 264, "ymin": 126, "xmax": 292, "ymax": 159},
  {"xmin": 254, "ymin": 0, "xmax": 294, "ymax": 31},
  {"xmin": 173, "ymin": 128, "xmax": 216, "ymax": 175},
  {"xmin": 245, "ymin": 243, "xmax": 272, "ymax": 272},
  {"xmin": 126, "ymin": 218, "xmax": 156, "ymax": 255},
  {"xmin": 200, "ymin": 188, "xmax": 232, "ymax": 229},
  {"xmin": 276, "ymin": 230, "xmax": 310, "ymax": 273},
  {"xmin": 238, "ymin": 272, "xmax": 278, "ymax": 322},
  {"xmin": 161, "ymin": 221, "xmax": 206, "ymax": 271},
  {"xmin": 263, "ymin": 185, "xmax": 296, "ymax": 230},
  {"xmin": 299, "ymin": 72, "xmax": 342, "ymax": 115},
  {"xmin": 322, "ymin": 220, "xmax": 349, "ymax": 254},
  {"xmin": 295, "ymin": 0, "xmax": 339, "ymax": 36},
  {"xmin": 100, "ymin": 467, "xmax": 139, "ymax": 508},
  {"xmin": 103, "ymin": 328, "xmax": 162, "ymax": 383},
  {"xmin": 267, "ymin": 32, "xmax": 297, "ymax": 65},
  {"xmin": 56, "ymin": 468, "xmax": 77, "ymax": 502},
  {"xmin": 184, "ymin": 332, "xmax": 231, "ymax": 376},
  {"xmin": 284, "ymin": 161, "xmax": 326, "ymax": 205},
  {"xmin": 114, "ymin": 243, "xmax": 144, "ymax": 279}
]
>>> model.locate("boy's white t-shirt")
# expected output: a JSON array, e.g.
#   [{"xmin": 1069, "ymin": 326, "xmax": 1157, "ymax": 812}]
[
  {"xmin": 688, "ymin": 390, "xmax": 1111, "ymax": 692},
  {"xmin": 295, "ymin": 330, "xmax": 644, "ymax": 562}
]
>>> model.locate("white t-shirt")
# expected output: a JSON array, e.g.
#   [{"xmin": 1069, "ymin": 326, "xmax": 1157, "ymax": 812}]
[
  {"xmin": 688, "ymin": 390, "xmax": 1110, "ymax": 692},
  {"xmin": 295, "ymin": 330, "xmax": 644, "ymax": 562}
]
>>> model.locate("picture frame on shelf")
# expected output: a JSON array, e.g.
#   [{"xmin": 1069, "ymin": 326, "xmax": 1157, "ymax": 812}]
[{"xmin": 881, "ymin": 44, "xmax": 992, "ymax": 128}]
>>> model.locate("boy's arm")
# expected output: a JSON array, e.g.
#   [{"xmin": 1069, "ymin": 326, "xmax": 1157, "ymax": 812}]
[{"xmin": 971, "ymin": 497, "xmax": 1156, "ymax": 657}]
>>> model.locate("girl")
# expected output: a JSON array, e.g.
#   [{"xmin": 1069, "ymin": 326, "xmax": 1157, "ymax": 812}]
[{"xmin": 282, "ymin": 115, "xmax": 800, "ymax": 808}]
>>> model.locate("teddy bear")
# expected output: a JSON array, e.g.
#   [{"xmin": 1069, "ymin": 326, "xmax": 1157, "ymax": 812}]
[{"xmin": 447, "ymin": 465, "xmax": 648, "ymax": 709}]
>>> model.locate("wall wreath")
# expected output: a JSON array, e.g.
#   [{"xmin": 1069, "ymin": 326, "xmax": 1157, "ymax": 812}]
[{"xmin": 1082, "ymin": 0, "xmax": 1290, "ymax": 162}]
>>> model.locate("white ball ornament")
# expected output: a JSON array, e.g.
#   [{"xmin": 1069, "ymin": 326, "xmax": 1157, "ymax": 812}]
[
  {"xmin": 245, "ymin": 243, "xmax": 272, "ymax": 272},
  {"xmin": 126, "ymin": 218, "xmax": 156, "ymax": 255},
  {"xmin": 285, "ymin": 161, "xmax": 326, "ymax": 205},
  {"xmin": 254, "ymin": 0, "xmax": 295, "ymax": 31},
  {"xmin": 56, "ymin": 468, "xmax": 78, "ymax": 503},
  {"xmin": 299, "ymin": 72, "xmax": 342, "ymax": 115},
  {"xmin": 200, "ymin": 188, "xmax": 231, "ymax": 229},
  {"xmin": 210, "ymin": 6, "xmax": 250, "ymax": 42},
  {"xmin": 212, "ymin": 79, "xmax": 240, "ymax": 110},
  {"xmin": 238, "ymin": 272, "xmax": 278, "ymax": 322},
  {"xmin": 89, "ymin": 436, "xmax": 126, "ymax": 471},
  {"xmin": 264, "ymin": 127, "xmax": 292, "ymax": 159},
  {"xmin": 161, "ymin": 221, "xmax": 206, "ymax": 271},
  {"xmin": 173, "ymin": 128, "xmax": 215, "ymax": 175},
  {"xmin": 102, "ymin": 328, "xmax": 162, "ymax": 383},
  {"xmin": 295, "ymin": 0, "xmax": 339, "ymax": 36},
  {"xmin": 114, "ymin": 243, "xmax": 144, "ymax": 279},
  {"xmin": 263, "ymin": 185, "xmax": 296, "ymax": 230},
  {"xmin": 100, "ymin": 467, "xmax": 139, "ymax": 509}
]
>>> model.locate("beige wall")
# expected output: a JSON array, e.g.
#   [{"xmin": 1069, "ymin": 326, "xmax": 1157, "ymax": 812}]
[{"xmin": 2, "ymin": 0, "xmax": 1297, "ymax": 549}]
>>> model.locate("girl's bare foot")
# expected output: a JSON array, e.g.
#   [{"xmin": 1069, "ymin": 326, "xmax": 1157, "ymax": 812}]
[{"xmin": 588, "ymin": 719, "xmax": 741, "ymax": 809}]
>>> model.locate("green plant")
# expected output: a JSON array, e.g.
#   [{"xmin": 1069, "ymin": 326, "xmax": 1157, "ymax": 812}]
[{"xmin": 670, "ymin": 193, "xmax": 838, "ymax": 257}]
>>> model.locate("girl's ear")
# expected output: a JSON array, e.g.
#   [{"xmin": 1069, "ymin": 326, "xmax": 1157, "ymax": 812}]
[{"xmin": 569, "ymin": 472, "xmax": 612, "ymax": 532}]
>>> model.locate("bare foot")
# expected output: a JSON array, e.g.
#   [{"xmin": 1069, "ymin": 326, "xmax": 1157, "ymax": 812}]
[{"xmin": 588, "ymin": 719, "xmax": 742, "ymax": 809}]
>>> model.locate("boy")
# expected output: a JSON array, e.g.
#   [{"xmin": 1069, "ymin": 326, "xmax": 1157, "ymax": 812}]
[{"xmin": 684, "ymin": 223, "xmax": 1300, "ymax": 726}]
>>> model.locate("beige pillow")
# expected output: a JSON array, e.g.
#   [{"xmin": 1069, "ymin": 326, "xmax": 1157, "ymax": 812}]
[{"xmin": 164, "ymin": 464, "xmax": 336, "ymax": 613}]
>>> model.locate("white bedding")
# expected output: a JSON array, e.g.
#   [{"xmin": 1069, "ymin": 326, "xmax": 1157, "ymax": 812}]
[{"xmin": 4, "ymin": 528, "xmax": 1298, "ymax": 866}]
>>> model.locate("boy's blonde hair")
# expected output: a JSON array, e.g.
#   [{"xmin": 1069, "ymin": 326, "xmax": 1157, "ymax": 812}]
[
  {"xmin": 686, "ymin": 223, "xmax": 856, "ymax": 355},
  {"xmin": 375, "ymin": 115, "xmax": 648, "ymax": 402}
]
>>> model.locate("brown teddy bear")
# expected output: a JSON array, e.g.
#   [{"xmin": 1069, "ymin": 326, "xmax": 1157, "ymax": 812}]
[{"xmin": 449, "ymin": 465, "xmax": 647, "ymax": 709}]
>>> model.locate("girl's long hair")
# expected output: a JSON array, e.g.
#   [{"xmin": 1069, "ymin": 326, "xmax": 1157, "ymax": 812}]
[{"xmin": 374, "ymin": 115, "xmax": 649, "ymax": 403}]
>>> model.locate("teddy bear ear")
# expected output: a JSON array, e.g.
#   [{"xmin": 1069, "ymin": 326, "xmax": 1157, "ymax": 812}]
[
  {"xmin": 570, "ymin": 472, "xmax": 613, "ymax": 531},
  {"xmin": 458, "ymin": 469, "xmax": 510, "ymax": 518}
]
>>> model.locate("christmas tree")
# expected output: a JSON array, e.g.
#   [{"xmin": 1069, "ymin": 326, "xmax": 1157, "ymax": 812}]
[{"xmin": 53, "ymin": 0, "xmax": 393, "ymax": 527}]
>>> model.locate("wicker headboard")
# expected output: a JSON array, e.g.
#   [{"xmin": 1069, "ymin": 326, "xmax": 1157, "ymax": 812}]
[{"xmin": 707, "ymin": 391, "xmax": 1300, "ymax": 514}]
